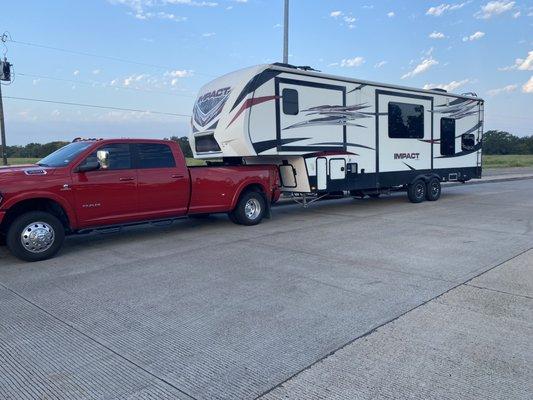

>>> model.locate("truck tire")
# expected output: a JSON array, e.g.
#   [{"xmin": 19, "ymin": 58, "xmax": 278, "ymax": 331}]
[
  {"xmin": 426, "ymin": 177, "xmax": 441, "ymax": 201},
  {"xmin": 407, "ymin": 179, "xmax": 426, "ymax": 203},
  {"xmin": 230, "ymin": 191, "xmax": 266, "ymax": 226},
  {"xmin": 6, "ymin": 211, "xmax": 65, "ymax": 262}
]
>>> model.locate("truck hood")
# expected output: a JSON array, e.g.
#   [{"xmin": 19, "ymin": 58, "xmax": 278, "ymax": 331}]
[{"xmin": 0, "ymin": 164, "xmax": 57, "ymax": 180}]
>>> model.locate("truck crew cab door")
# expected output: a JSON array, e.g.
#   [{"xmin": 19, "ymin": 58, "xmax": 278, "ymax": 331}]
[
  {"xmin": 72, "ymin": 143, "xmax": 138, "ymax": 228},
  {"xmin": 134, "ymin": 142, "xmax": 190, "ymax": 218}
]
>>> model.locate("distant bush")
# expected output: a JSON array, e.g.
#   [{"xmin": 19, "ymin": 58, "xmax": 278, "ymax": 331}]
[{"xmin": 483, "ymin": 130, "xmax": 533, "ymax": 155}]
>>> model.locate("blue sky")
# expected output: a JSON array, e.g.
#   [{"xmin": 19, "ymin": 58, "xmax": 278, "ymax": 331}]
[{"xmin": 1, "ymin": 0, "xmax": 532, "ymax": 145}]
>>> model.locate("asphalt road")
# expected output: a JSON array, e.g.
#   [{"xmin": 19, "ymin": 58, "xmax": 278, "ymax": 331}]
[{"xmin": 1, "ymin": 179, "xmax": 532, "ymax": 400}]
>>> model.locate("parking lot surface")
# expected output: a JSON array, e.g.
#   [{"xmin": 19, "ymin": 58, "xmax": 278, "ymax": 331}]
[{"xmin": 1, "ymin": 179, "xmax": 532, "ymax": 400}]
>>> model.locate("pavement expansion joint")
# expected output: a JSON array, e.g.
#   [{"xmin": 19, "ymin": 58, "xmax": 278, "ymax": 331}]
[{"xmin": 464, "ymin": 283, "xmax": 533, "ymax": 301}]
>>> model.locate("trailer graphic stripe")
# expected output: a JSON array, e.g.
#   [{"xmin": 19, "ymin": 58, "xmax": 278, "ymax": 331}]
[
  {"xmin": 230, "ymin": 70, "xmax": 282, "ymax": 112},
  {"xmin": 227, "ymin": 95, "xmax": 280, "ymax": 128}
]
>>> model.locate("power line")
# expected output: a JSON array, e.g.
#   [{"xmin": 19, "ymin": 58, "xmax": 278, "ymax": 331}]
[
  {"xmin": 4, "ymin": 96, "xmax": 191, "ymax": 117},
  {"xmin": 7, "ymin": 38, "xmax": 215, "ymax": 77},
  {"xmin": 17, "ymin": 72, "xmax": 196, "ymax": 98}
]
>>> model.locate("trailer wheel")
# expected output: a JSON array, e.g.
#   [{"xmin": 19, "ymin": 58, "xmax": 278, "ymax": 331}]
[
  {"xmin": 368, "ymin": 193, "xmax": 380, "ymax": 199},
  {"xmin": 426, "ymin": 177, "xmax": 441, "ymax": 201},
  {"xmin": 407, "ymin": 179, "xmax": 427, "ymax": 203},
  {"xmin": 230, "ymin": 191, "xmax": 266, "ymax": 226},
  {"xmin": 6, "ymin": 211, "xmax": 65, "ymax": 262}
]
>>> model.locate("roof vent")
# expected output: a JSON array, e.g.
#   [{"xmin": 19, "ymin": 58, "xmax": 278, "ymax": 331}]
[{"xmin": 461, "ymin": 92, "xmax": 478, "ymax": 97}]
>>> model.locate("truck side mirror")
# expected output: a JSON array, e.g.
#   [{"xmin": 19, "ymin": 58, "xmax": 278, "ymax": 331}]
[
  {"xmin": 97, "ymin": 150, "xmax": 110, "ymax": 169},
  {"xmin": 76, "ymin": 161, "xmax": 100, "ymax": 173}
]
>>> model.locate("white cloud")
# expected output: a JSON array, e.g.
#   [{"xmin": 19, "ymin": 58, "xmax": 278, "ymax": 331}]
[
  {"xmin": 374, "ymin": 61, "xmax": 387, "ymax": 68},
  {"xmin": 92, "ymin": 69, "xmax": 101, "ymax": 75},
  {"xmin": 516, "ymin": 51, "xmax": 533, "ymax": 70},
  {"xmin": 73, "ymin": 70, "xmax": 80, "ymax": 76},
  {"xmin": 426, "ymin": 2, "xmax": 468, "ymax": 17},
  {"xmin": 499, "ymin": 50, "xmax": 533, "ymax": 71},
  {"xmin": 123, "ymin": 74, "xmax": 147, "ymax": 86},
  {"xmin": 32, "ymin": 79, "xmax": 40, "ymax": 85},
  {"xmin": 423, "ymin": 79, "xmax": 470, "ymax": 92},
  {"xmin": 462, "ymin": 31, "xmax": 485, "ymax": 41},
  {"xmin": 343, "ymin": 16, "xmax": 356, "ymax": 23},
  {"xmin": 330, "ymin": 11, "xmax": 342, "ymax": 18},
  {"xmin": 429, "ymin": 31, "xmax": 446, "ymax": 39},
  {"xmin": 273, "ymin": 23, "xmax": 282, "ymax": 28},
  {"xmin": 108, "ymin": 0, "xmax": 212, "ymax": 21},
  {"xmin": 162, "ymin": 0, "xmax": 218, "ymax": 6},
  {"xmin": 340, "ymin": 57, "xmax": 365, "ymax": 67},
  {"xmin": 474, "ymin": 1, "xmax": 515, "ymax": 19},
  {"xmin": 522, "ymin": 76, "xmax": 533, "ymax": 93},
  {"xmin": 166, "ymin": 69, "xmax": 193, "ymax": 78},
  {"xmin": 202, "ymin": 32, "xmax": 216, "ymax": 37},
  {"xmin": 487, "ymin": 84, "xmax": 518, "ymax": 96},
  {"xmin": 387, "ymin": 11, "xmax": 395, "ymax": 18},
  {"xmin": 513, "ymin": 11, "xmax": 521, "ymax": 18},
  {"xmin": 401, "ymin": 58, "xmax": 439, "ymax": 79}
]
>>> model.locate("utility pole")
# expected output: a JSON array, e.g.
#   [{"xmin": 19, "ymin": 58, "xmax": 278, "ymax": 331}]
[
  {"xmin": 0, "ymin": 81, "xmax": 6, "ymax": 165},
  {"xmin": 283, "ymin": 0, "xmax": 289, "ymax": 64}
]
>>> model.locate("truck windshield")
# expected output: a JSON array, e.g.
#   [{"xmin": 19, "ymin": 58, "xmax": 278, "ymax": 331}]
[{"xmin": 37, "ymin": 142, "xmax": 94, "ymax": 167}]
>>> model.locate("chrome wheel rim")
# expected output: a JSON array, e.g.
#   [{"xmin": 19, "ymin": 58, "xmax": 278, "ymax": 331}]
[
  {"xmin": 416, "ymin": 183, "xmax": 425, "ymax": 199},
  {"xmin": 244, "ymin": 198, "xmax": 261, "ymax": 220},
  {"xmin": 20, "ymin": 222, "xmax": 55, "ymax": 254},
  {"xmin": 431, "ymin": 182, "xmax": 440, "ymax": 197}
]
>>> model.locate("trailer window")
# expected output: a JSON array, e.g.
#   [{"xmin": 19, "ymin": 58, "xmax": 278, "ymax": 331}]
[
  {"xmin": 195, "ymin": 134, "xmax": 221, "ymax": 153},
  {"xmin": 135, "ymin": 143, "xmax": 176, "ymax": 168},
  {"xmin": 388, "ymin": 102, "xmax": 424, "ymax": 139},
  {"xmin": 462, "ymin": 133, "xmax": 476, "ymax": 151},
  {"xmin": 282, "ymin": 88, "xmax": 299, "ymax": 115},
  {"xmin": 440, "ymin": 118, "xmax": 455, "ymax": 156}
]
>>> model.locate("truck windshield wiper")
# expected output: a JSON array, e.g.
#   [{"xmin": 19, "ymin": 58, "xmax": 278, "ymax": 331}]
[{"xmin": 36, "ymin": 163, "xmax": 49, "ymax": 167}]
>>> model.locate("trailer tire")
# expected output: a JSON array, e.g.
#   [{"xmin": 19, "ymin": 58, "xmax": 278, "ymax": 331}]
[
  {"xmin": 6, "ymin": 211, "xmax": 65, "ymax": 262},
  {"xmin": 230, "ymin": 191, "xmax": 266, "ymax": 226},
  {"xmin": 407, "ymin": 179, "xmax": 427, "ymax": 203},
  {"xmin": 426, "ymin": 177, "xmax": 441, "ymax": 201},
  {"xmin": 368, "ymin": 193, "xmax": 380, "ymax": 199}
]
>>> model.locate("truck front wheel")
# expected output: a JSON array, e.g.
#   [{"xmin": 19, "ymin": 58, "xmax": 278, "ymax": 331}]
[
  {"xmin": 230, "ymin": 191, "xmax": 266, "ymax": 226},
  {"xmin": 6, "ymin": 211, "xmax": 65, "ymax": 262}
]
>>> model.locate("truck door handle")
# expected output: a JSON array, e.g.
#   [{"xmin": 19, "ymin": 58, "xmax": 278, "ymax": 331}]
[
  {"xmin": 119, "ymin": 177, "xmax": 134, "ymax": 182},
  {"xmin": 171, "ymin": 174, "xmax": 184, "ymax": 179}
]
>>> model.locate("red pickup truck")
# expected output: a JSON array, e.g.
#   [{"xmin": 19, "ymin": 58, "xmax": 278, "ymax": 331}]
[{"xmin": 0, "ymin": 139, "xmax": 281, "ymax": 261}]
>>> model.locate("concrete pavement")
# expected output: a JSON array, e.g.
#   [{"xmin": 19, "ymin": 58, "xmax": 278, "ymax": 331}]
[{"xmin": 1, "ymin": 179, "xmax": 532, "ymax": 400}]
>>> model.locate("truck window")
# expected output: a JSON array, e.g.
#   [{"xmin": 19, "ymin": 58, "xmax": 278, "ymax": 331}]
[
  {"xmin": 388, "ymin": 102, "xmax": 424, "ymax": 139},
  {"xmin": 135, "ymin": 143, "xmax": 176, "ymax": 169},
  {"xmin": 37, "ymin": 141, "xmax": 93, "ymax": 167},
  {"xmin": 440, "ymin": 118, "xmax": 455, "ymax": 156},
  {"xmin": 79, "ymin": 144, "xmax": 132, "ymax": 170},
  {"xmin": 282, "ymin": 88, "xmax": 299, "ymax": 115}
]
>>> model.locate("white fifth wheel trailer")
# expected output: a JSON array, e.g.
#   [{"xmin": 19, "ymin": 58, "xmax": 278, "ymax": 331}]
[{"xmin": 190, "ymin": 63, "xmax": 484, "ymax": 203}]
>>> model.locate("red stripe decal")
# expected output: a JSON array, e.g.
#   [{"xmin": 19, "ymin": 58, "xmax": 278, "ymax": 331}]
[{"xmin": 227, "ymin": 95, "xmax": 280, "ymax": 128}]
